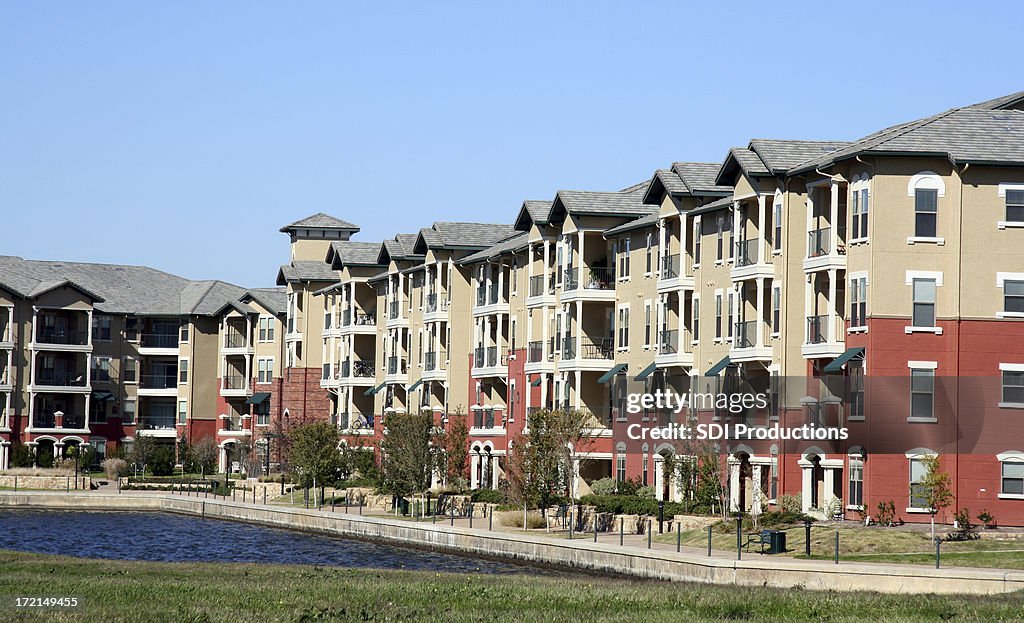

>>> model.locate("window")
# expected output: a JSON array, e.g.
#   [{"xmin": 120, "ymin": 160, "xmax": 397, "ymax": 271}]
[
  {"xmin": 910, "ymin": 368, "xmax": 935, "ymax": 420},
  {"xmin": 850, "ymin": 276, "xmax": 867, "ymax": 328},
  {"xmin": 92, "ymin": 357, "xmax": 111, "ymax": 383},
  {"xmin": 693, "ymin": 218, "xmax": 702, "ymax": 265},
  {"xmin": 645, "ymin": 232, "xmax": 654, "ymax": 275},
  {"xmin": 726, "ymin": 213, "xmax": 734, "ymax": 260},
  {"xmin": 179, "ymin": 322, "xmax": 189, "ymax": 343},
  {"xmin": 92, "ymin": 316, "xmax": 111, "ymax": 341},
  {"xmin": 510, "ymin": 260, "xmax": 518, "ymax": 296},
  {"xmin": 691, "ymin": 296, "xmax": 700, "ymax": 343},
  {"xmin": 122, "ymin": 357, "xmax": 137, "ymax": 383},
  {"xmin": 909, "ymin": 457, "xmax": 929, "ymax": 508},
  {"xmin": 286, "ymin": 342, "xmax": 296, "ymax": 368},
  {"xmin": 641, "ymin": 444, "xmax": 649, "ymax": 486},
  {"xmin": 258, "ymin": 358, "xmax": 275, "ymax": 384},
  {"xmin": 914, "ymin": 188, "xmax": 938, "ymax": 238},
  {"xmin": 771, "ymin": 284, "xmax": 782, "ymax": 335},
  {"xmin": 124, "ymin": 317, "xmax": 138, "ymax": 341},
  {"xmin": 1002, "ymin": 460, "xmax": 1024, "ymax": 496},
  {"xmin": 1002, "ymin": 368, "xmax": 1024, "ymax": 405},
  {"xmin": 122, "ymin": 399, "xmax": 136, "ymax": 424},
  {"xmin": 618, "ymin": 236, "xmax": 631, "ymax": 279},
  {"xmin": 510, "ymin": 317, "xmax": 517, "ymax": 352},
  {"xmin": 1004, "ymin": 280, "xmax": 1024, "ymax": 314},
  {"xmin": 770, "ymin": 454, "xmax": 779, "ymax": 500},
  {"xmin": 89, "ymin": 439, "xmax": 106, "ymax": 461},
  {"xmin": 1006, "ymin": 189, "xmax": 1024, "ymax": 223},
  {"xmin": 851, "ymin": 186, "xmax": 869, "ymax": 240},
  {"xmin": 255, "ymin": 400, "xmax": 270, "ymax": 426},
  {"xmin": 178, "ymin": 359, "xmax": 189, "ymax": 384},
  {"xmin": 616, "ymin": 453, "xmax": 626, "ymax": 483},
  {"xmin": 714, "ymin": 293, "xmax": 723, "ymax": 340},
  {"xmin": 716, "ymin": 215, "xmax": 725, "ymax": 261},
  {"xmin": 773, "ymin": 202, "xmax": 783, "ymax": 251},
  {"xmin": 91, "ymin": 398, "xmax": 107, "ymax": 424},
  {"xmin": 258, "ymin": 317, "xmax": 275, "ymax": 342},
  {"xmin": 643, "ymin": 301, "xmax": 652, "ymax": 348},
  {"xmin": 849, "ymin": 456, "xmax": 864, "ymax": 508},
  {"xmin": 726, "ymin": 291, "xmax": 734, "ymax": 340},
  {"xmin": 617, "ymin": 305, "xmax": 630, "ymax": 349},
  {"xmin": 912, "ymin": 278, "xmax": 936, "ymax": 327},
  {"xmin": 849, "ymin": 361, "xmax": 865, "ymax": 420},
  {"xmin": 177, "ymin": 401, "xmax": 187, "ymax": 425}
]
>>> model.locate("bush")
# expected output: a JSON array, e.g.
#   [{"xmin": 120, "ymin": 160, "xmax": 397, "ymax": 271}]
[
  {"xmin": 10, "ymin": 442, "xmax": 35, "ymax": 468},
  {"xmin": 587, "ymin": 478, "xmax": 616, "ymax": 496},
  {"xmin": 102, "ymin": 458, "xmax": 127, "ymax": 480},
  {"xmin": 149, "ymin": 446, "xmax": 176, "ymax": 477},
  {"xmin": 946, "ymin": 508, "xmax": 980, "ymax": 541},
  {"xmin": 977, "ymin": 509, "xmax": 997, "ymax": 529},
  {"xmin": 778, "ymin": 494, "xmax": 802, "ymax": 514},
  {"xmin": 635, "ymin": 485, "xmax": 656, "ymax": 499},
  {"xmin": 499, "ymin": 510, "xmax": 547, "ymax": 529},
  {"xmin": 470, "ymin": 488, "xmax": 504, "ymax": 504},
  {"xmin": 875, "ymin": 500, "xmax": 897, "ymax": 527}
]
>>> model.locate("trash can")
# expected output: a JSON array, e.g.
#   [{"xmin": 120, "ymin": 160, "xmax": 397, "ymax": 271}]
[{"xmin": 766, "ymin": 530, "xmax": 786, "ymax": 554}]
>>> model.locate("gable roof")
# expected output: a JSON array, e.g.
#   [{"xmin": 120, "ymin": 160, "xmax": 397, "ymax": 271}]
[
  {"xmin": 715, "ymin": 139, "xmax": 852, "ymax": 185},
  {"xmin": 241, "ymin": 287, "xmax": 288, "ymax": 315},
  {"xmin": 688, "ymin": 194, "xmax": 735, "ymax": 217},
  {"xmin": 643, "ymin": 162, "xmax": 732, "ymax": 205},
  {"xmin": 546, "ymin": 180, "xmax": 653, "ymax": 224},
  {"xmin": 275, "ymin": 260, "xmax": 338, "ymax": 285},
  {"xmin": 513, "ymin": 199, "xmax": 553, "ymax": 231},
  {"xmin": 326, "ymin": 241, "xmax": 385, "ymax": 268},
  {"xmin": 279, "ymin": 213, "xmax": 359, "ymax": 233},
  {"xmin": 457, "ymin": 232, "xmax": 529, "ymax": 265},
  {"xmin": 413, "ymin": 222, "xmax": 517, "ymax": 254},
  {"xmin": 603, "ymin": 212, "xmax": 660, "ymax": 237}
]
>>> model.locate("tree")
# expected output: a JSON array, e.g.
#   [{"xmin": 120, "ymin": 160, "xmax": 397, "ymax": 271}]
[
  {"xmin": 288, "ymin": 422, "xmax": 344, "ymax": 490},
  {"xmin": 505, "ymin": 408, "xmax": 591, "ymax": 510},
  {"xmin": 188, "ymin": 437, "xmax": 218, "ymax": 477},
  {"xmin": 919, "ymin": 454, "xmax": 954, "ymax": 540},
  {"xmin": 10, "ymin": 442, "xmax": 35, "ymax": 468},
  {"xmin": 444, "ymin": 411, "xmax": 469, "ymax": 488},
  {"xmin": 379, "ymin": 413, "xmax": 439, "ymax": 497},
  {"xmin": 129, "ymin": 434, "xmax": 158, "ymax": 474}
]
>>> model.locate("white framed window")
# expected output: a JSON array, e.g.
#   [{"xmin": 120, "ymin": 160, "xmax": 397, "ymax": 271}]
[
  {"xmin": 179, "ymin": 322, "xmax": 190, "ymax": 343},
  {"xmin": 641, "ymin": 443, "xmax": 649, "ymax": 486},
  {"xmin": 122, "ymin": 356, "xmax": 137, "ymax": 383},
  {"xmin": 510, "ymin": 260, "xmax": 518, "ymax": 296},
  {"xmin": 92, "ymin": 316, "xmax": 112, "ymax": 342},
  {"xmin": 692, "ymin": 217, "xmax": 702, "ymax": 266},
  {"xmin": 618, "ymin": 236, "xmax": 631, "ymax": 279},
  {"xmin": 1000, "ymin": 363, "xmax": 1024, "ymax": 407},
  {"xmin": 645, "ymin": 232, "xmax": 654, "ymax": 276},
  {"xmin": 177, "ymin": 400, "xmax": 187, "ymax": 425},
  {"xmin": 998, "ymin": 184, "xmax": 1024, "ymax": 229},
  {"xmin": 91, "ymin": 398, "xmax": 107, "ymax": 424},
  {"xmin": 771, "ymin": 283, "xmax": 782, "ymax": 335},
  {"xmin": 617, "ymin": 304, "xmax": 630, "ymax": 350},
  {"xmin": 92, "ymin": 356, "xmax": 111, "ymax": 383},
  {"xmin": 643, "ymin": 300, "xmax": 652, "ymax": 349},
  {"xmin": 906, "ymin": 272, "xmax": 942, "ymax": 333},
  {"xmin": 716, "ymin": 215, "xmax": 725, "ymax": 262},
  {"xmin": 999, "ymin": 452, "xmax": 1024, "ymax": 498},
  {"xmin": 124, "ymin": 317, "xmax": 138, "ymax": 341},
  {"xmin": 122, "ymin": 399, "xmax": 136, "ymax": 425},
  {"xmin": 714, "ymin": 291, "xmax": 723, "ymax": 340},
  {"xmin": 848, "ymin": 361, "xmax": 865, "ymax": 420},
  {"xmin": 848, "ymin": 454, "xmax": 864, "ymax": 508},
  {"xmin": 909, "ymin": 456, "xmax": 929, "ymax": 509},
  {"xmin": 772, "ymin": 200, "xmax": 783, "ymax": 252},
  {"xmin": 998, "ymin": 273, "xmax": 1024, "ymax": 317},
  {"xmin": 178, "ymin": 358, "xmax": 189, "ymax": 384},
  {"xmin": 691, "ymin": 294, "xmax": 700, "ymax": 344},
  {"xmin": 726, "ymin": 290, "xmax": 735, "ymax": 341},
  {"xmin": 850, "ymin": 175, "xmax": 870, "ymax": 241},
  {"xmin": 908, "ymin": 172, "xmax": 944, "ymax": 244},
  {"xmin": 908, "ymin": 362, "xmax": 937, "ymax": 422},
  {"xmin": 258, "ymin": 316, "xmax": 275, "ymax": 342},
  {"xmin": 258, "ymin": 357, "xmax": 275, "ymax": 384},
  {"xmin": 850, "ymin": 273, "xmax": 868, "ymax": 330}
]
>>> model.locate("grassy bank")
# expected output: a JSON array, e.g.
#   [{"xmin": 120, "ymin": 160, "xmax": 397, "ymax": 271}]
[{"xmin": 1, "ymin": 551, "xmax": 1023, "ymax": 622}]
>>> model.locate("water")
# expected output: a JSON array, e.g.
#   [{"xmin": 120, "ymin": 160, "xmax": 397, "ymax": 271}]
[{"xmin": 0, "ymin": 510, "xmax": 557, "ymax": 575}]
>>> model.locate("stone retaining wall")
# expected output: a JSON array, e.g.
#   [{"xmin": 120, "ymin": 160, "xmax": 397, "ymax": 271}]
[
  {"xmin": 0, "ymin": 475, "xmax": 91, "ymax": 490},
  {"xmin": 2, "ymin": 492, "xmax": 1022, "ymax": 595}
]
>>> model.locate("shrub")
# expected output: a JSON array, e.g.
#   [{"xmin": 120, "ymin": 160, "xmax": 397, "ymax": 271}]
[
  {"xmin": 149, "ymin": 446, "xmax": 176, "ymax": 476},
  {"xmin": 499, "ymin": 510, "xmax": 547, "ymax": 529},
  {"xmin": 635, "ymin": 485, "xmax": 656, "ymax": 499},
  {"xmin": 946, "ymin": 508, "xmax": 980, "ymax": 541},
  {"xmin": 589, "ymin": 477, "xmax": 618, "ymax": 496},
  {"xmin": 875, "ymin": 500, "xmax": 897, "ymax": 527},
  {"xmin": 470, "ymin": 488, "xmax": 504, "ymax": 504},
  {"xmin": 977, "ymin": 509, "xmax": 997, "ymax": 529},
  {"xmin": 10, "ymin": 442, "xmax": 35, "ymax": 468},
  {"xmin": 778, "ymin": 494, "xmax": 802, "ymax": 515},
  {"xmin": 101, "ymin": 458, "xmax": 128, "ymax": 480}
]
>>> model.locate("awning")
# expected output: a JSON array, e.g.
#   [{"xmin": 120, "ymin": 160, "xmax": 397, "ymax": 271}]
[
  {"xmin": 823, "ymin": 347, "xmax": 865, "ymax": 373},
  {"xmin": 530, "ymin": 377, "xmax": 542, "ymax": 387},
  {"xmin": 704, "ymin": 356, "xmax": 732, "ymax": 377},
  {"xmin": 363, "ymin": 383, "xmax": 386, "ymax": 396},
  {"xmin": 597, "ymin": 363, "xmax": 627, "ymax": 384},
  {"xmin": 92, "ymin": 391, "xmax": 114, "ymax": 402},
  {"xmin": 407, "ymin": 378, "xmax": 424, "ymax": 392},
  {"xmin": 245, "ymin": 392, "xmax": 271, "ymax": 405},
  {"xmin": 634, "ymin": 362, "xmax": 658, "ymax": 381}
]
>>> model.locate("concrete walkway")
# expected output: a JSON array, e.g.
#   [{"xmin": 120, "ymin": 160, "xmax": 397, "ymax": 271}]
[{"xmin": 2, "ymin": 490, "xmax": 1023, "ymax": 595}]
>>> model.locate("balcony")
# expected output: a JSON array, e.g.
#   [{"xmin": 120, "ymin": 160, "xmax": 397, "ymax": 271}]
[
  {"xmin": 221, "ymin": 374, "xmax": 250, "ymax": 397},
  {"xmin": 472, "ymin": 345, "xmax": 507, "ymax": 377},
  {"xmin": 659, "ymin": 329, "xmax": 678, "ymax": 353},
  {"xmin": 735, "ymin": 320, "xmax": 757, "ymax": 348},
  {"xmin": 655, "ymin": 328, "xmax": 693, "ymax": 368},
  {"xmin": 582, "ymin": 406, "xmax": 615, "ymax": 429},
  {"xmin": 802, "ymin": 314, "xmax": 845, "ymax": 358},
  {"xmin": 140, "ymin": 333, "xmax": 179, "ymax": 352},
  {"xmin": 804, "ymin": 226, "xmax": 847, "ymax": 273},
  {"xmin": 731, "ymin": 320, "xmax": 771, "ymax": 362},
  {"xmin": 138, "ymin": 374, "xmax": 177, "ymax": 395},
  {"xmin": 561, "ymin": 336, "xmax": 613, "ymax": 370},
  {"xmin": 36, "ymin": 329, "xmax": 89, "ymax": 347},
  {"xmin": 731, "ymin": 238, "xmax": 773, "ymax": 281},
  {"xmin": 476, "ymin": 288, "xmax": 487, "ymax": 306},
  {"xmin": 661, "ymin": 254, "xmax": 680, "ymax": 280},
  {"xmin": 32, "ymin": 411, "xmax": 86, "ymax": 430},
  {"xmin": 561, "ymin": 267, "xmax": 616, "ymax": 302},
  {"xmin": 223, "ymin": 332, "xmax": 250, "ymax": 350},
  {"xmin": 488, "ymin": 282, "xmax": 499, "ymax": 305},
  {"xmin": 528, "ymin": 340, "xmax": 544, "ymax": 363},
  {"xmin": 34, "ymin": 370, "xmax": 87, "ymax": 388},
  {"xmin": 425, "ymin": 294, "xmax": 449, "ymax": 320},
  {"xmin": 471, "ymin": 407, "xmax": 500, "ymax": 430},
  {"xmin": 341, "ymin": 310, "xmax": 376, "ymax": 334},
  {"xmin": 386, "ymin": 356, "xmax": 407, "ymax": 379},
  {"xmin": 388, "ymin": 300, "xmax": 400, "ymax": 320},
  {"xmin": 529, "ymin": 275, "xmax": 553, "ymax": 297}
]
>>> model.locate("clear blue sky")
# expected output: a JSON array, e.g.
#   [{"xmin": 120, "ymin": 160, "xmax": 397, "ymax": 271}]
[{"xmin": 2, "ymin": 1, "xmax": 1020, "ymax": 287}]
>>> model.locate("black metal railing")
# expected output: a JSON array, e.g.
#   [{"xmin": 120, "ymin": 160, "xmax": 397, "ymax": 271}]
[
  {"xmin": 35, "ymin": 370, "xmax": 87, "ymax": 386},
  {"xmin": 387, "ymin": 357, "xmax": 406, "ymax": 375},
  {"xmin": 580, "ymin": 337, "xmax": 614, "ymax": 360},
  {"xmin": 659, "ymin": 329, "xmax": 678, "ymax": 354},
  {"xmin": 661, "ymin": 254, "xmax": 680, "ymax": 279},
  {"xmin": 140, "ymin": 416, "xmax": 177, "ymax": 430},
  {"xmin": 486, "ymin": 346, "xmax": 498, "ymax": 367},
  {"xmin": 734, "ymin": 238, "xmax": 760, "ymax": 267},
  {"xmin": 353, "ymin": 360, "xmax": 374, "ymax": 377},
  {"xmin": 528, "ymin": 340, "xmax": 544, "ymax": 363},
  {"xmin": 734, "ymin": 320, "xmax": 757, "ymax": 348},
  {"xmin": 488, "ymin": 282, "xmax": 499, "ymax": 305},
  {"xmin": 224, "ymin": 332, "xmax": 247, "ymax": 349},
  {"xmin": 388, "ymin": 300, "xmax": 400, "ymax": 320},
  {"xmin": 808, "ymin": 227, "xmax": 831, "ymax": 258},
  {"xmin": 425, "ymin": 351, "xmax": 437, "ymax": 371},
  {"xmin": 806, "ymin": 315, "xmax": 828, "ymax": 344},
  {"xmin": 37, "ymin": 328, "xmax": 89, "ymax": 346},
  {"xmin": 563, "ymin": 268, "xmax": 578, "ymax": 291},
  {"xmin": 579, "ymin": 267, "xmax": 615, "ymax": 290},
  {"xmin": 562, "ymin": 336, "xmax": 576, "ymax": 360},
  {"xmin": 140, "ymin": 333, "xmax": 179, "ymax": 348},
  {"xmin": 140, "ymin": 374, "xmax": 176, "ymax": 389},
  {"xmin": 473, "ymin": 347, "xmax": 485, "ymax": 367},
  {"xmin": 63, "ymin": 413, "xmax": 85, "ymax": 429},
  {"xmin": 476, "ymin": 288, "xmax": 487, "ymax": 306},
  {"xmin": 529, "ymin": 275, "xmax": 547, "ymax": 297},
  {"xmin": 222, "ymin": 375, "xmax": 246, "ymax": 390}
]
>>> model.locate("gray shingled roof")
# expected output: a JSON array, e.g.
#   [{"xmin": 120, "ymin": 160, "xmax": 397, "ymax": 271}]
[
  {"xmin": 603, "ymin": 212, "xmax": 660, "ymax": 237},
  {"xmin": 378, "ymin": 233, "xmax": 423, "ymax": 264},
  {"xmin": 457, "ymin": 232, "xmax": 529, "ymax": 265},
  {"xmin": 414, "ymin": 222, "xmax": 517, "ymax": 254},
  {"xmin": 791, "ymin": 107, "xmax": 1024, "ymax": 173},
  {"xmin": 242, "ymin": 287, "xmax": 287, "ymax": 315},
  {"xmin": 548, "ymin": 180, "xmax": 654, "ymax": 224},
  {"xmin": 0, "ymin": 255, "xmax": 269, "ymax": 316},
  {"xmin": 966, "ymin": 90, "xmax": 1024, "ymax": 111},
  {"xmin": 673, "ymin": 162, "xmax": 733, "ymax": 194},
  {"xmin": 688, "ymin": 195, "xmax": 735, "ymax": 217},
  {"xmin": 750, "ymin": 140, "xmax": 853, "ymax": 172},
  {"xmin": 276, "ymin": 260, "xmax": 338, "ymax": 285},
  {"xmin": 327, "ymin": 241, "xmax": 385, "ymax": 268},
  {"xmin": 279, "ymin": 212, "xmax": 359, "ymax": 233}
]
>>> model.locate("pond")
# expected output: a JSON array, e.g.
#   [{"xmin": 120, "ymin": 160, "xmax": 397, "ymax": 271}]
[{"xmin": 0, "ymin": 510, "xmax": 559, "ymax": 575}]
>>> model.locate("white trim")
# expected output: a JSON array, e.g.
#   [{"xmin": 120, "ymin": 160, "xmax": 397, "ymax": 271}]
[
  {"xmin": 997, "ymin": 183, "xmax": 1024, "ymax": 198},
  {"xmin": 996, "ymin": 272, "xmax": 1024, "ymax": 287},
  {"xmin": 906, "ymin": 271, "xmax": 943, "ymax": 287},
  {"xmin": 908, "ymin": 171, "xmax": 945, "ymax": 197},
  {"xmin": 907, "ymin": 360, "xmax": 938, "ymax": 370},
  {"xmin": 1000, "ymin": 363, "xmax": 1024, "ymax": 372},
  {"xmin": 904, "ymin": 326, "xmax": 943, "ymax": 335},
  {"xmin": 997, "ymin": 221, "xmax": 1024, "ymax": 230},
  {"xmin": 906, "ymin": 236, "xmax": 945, "ymax": 245},
  {"xmin": 905, "ymin": 447, "xmax": 937, "ymax": 458},
  {"xmin": 997, "ymin": 451, "xmax": 1024, "ymax": 462}
]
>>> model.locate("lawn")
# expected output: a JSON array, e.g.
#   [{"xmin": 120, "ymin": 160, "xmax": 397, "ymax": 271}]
[{"xmin": 1, "ymin": 550, "xmax": 1022, "ymax": 622}]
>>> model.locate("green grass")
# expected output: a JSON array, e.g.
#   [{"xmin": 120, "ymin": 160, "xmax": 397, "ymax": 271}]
[{"xmin": 0, "ymin": 550, "xmax": 1022, "ymax": 622}]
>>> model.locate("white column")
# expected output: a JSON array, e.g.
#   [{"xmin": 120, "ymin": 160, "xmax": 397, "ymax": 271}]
[
  {"xmin": 827, "ymin": 268, "xmax": 837, "ymax": 343},
  {"xmin": 577, "ymin": 232, "xmax": 586, "ymax": 279},
  {"xmin": 574, "ymin": 300, "xmax": 582, "ymax": 358},
  {"xmin": 527, "ymin": 243, "xmax": 535, "ymax": 282},
  {"xmin": 805, "ymin": 191, "xmax": 814, "ymax": 258},
  {"xmin": 729, "ymin": 460, "xmax": 741, "ymax": 512},
  {"xmin": 679, "ymin": 215, "xmax": 688, "ymax": 277},
  {"xmin": 755, "ymin": 277, "xmax": 765, "ymax": 347},
  {"xmin": 823, "ymin": 467, "xmax": 836, "ymax": 510},
  {"xmin": 574, "ymin": 371, "xmax": 581, "ymax": 409},
  {"xmin": 491, "ymin": 455, "xmax": 500, "ymax": 489},
  {"xmin": 654, "ymin": 455, "xmax": 665, "ymax": 501},
  {"xmin": 804, "ymin": 277, "xmax": 813, "ymax": 343},
  {"xmin": 829, "ymin": 181, "xmax": 840, "ymax": 254},
  {"xmin": 497, "ymin": 262, "xmax": 504, "ymax": 302},
  {"xmin": 470, "ymin": 453, "xmax": 479, "ymax": 489},
  {"xmin": 751, "ymin": 464, "xmax": 763, "ymax": 515},
  {"xmin": 543, "ymin": 240, "xmax": 551, "ymax": 287},
  {"xmin": 757, "ymin": 195, "xmax": 767, "ymax": 264},
  {"xmin": 801, "ymin": 464, "xmax": 813, "ymax": 512}
]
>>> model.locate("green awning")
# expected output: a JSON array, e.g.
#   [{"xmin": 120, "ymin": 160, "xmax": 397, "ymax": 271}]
[
  {"xmin": 364, "ymin": 382, "xmax": 386, "ymax": 396},
  {"xmin": 407, "ymin": 378, "xmax": 424, "ymax": 392},
  {"xmin": 704, "ymin": 356, "xmax": 732, "ymax": 377},
  {"xmin": 245, "ymin": 392, "xmax": 271, "ymax": 405},
  {"xmin": 634, "ymin": 362, "xmax": 658, "ymax": 381},
  {"xmin": 530, "ymin": 377, "xmax": 542, "ymax": 387},
  {"xmin": 92, "ymin": 391, "xmax": 115, "ymax": 402},
  {"xmin": 597, "ymin": 363, "xmax": 627, "ymax": 384},
  {"xmin": 823, "ymin": 347, "xmax": 865, "ymax": 373}
]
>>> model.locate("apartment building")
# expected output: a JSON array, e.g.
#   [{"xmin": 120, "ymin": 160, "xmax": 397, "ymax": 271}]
[{"xmin": 0, "ymin": 255, "xmax": 286, "ymax": 470}]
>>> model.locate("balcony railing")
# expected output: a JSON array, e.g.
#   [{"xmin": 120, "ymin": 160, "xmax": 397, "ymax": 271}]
[
  {"xmin": 222, "ymin": 375, "xmax": 246, "ymax": 390},
  {"xmin": 425, "ymin": 294, "xmax": 448, "ymax": 314},
  {"xmin": 224, "ymin": 332, "xmax": 247, "ymax": 349},
  {"xmin": 563, "ymin": 268, "xmax": 578, "ymax": 291},
  {"xmin": 140, "ymin": 374, "xmax": 176, "ymax": 389},
  {"xmin": 562, "ymin": 337, "xmax": 575, "ymax": 360},
  {"xmin": 37, "ymin": 329, "xmax": 89, "ymax": 346},
  {"xmin": 808, "ymin": 227, "xmax": 831, "ymax": 258},
  {"xmin": 35, "ymin": 370, "xmax": 86, "ymax": 387},
  {"xmin": 583, "ymin": 406, "xmax": 615, "ymax": 428},
  {"xmin": 387, "ymin": 357, "xmax": 406, "ymax": 375},
  {"xmin": 661, "ymin": 254, "xmax": 680, "ymax": 279},
  {"xmin": 140, "ymin": 333, "xmax": 179, "ymax": 349},
  {"xmin": 579, "ymin": 267, "xmax": 615, "ymax": 290},
  {"xmin": 486, "ymin": 346, "xmax": 498, "ymax": 367},
  {"xmin": 488, "ymin": 283, "xmax": 499, "ymax": 305},
  {"xmin": 581, "ymin": 337, "xmax": 613, "ymax": 359},
  {"xmin": 34, "ymin": 412, "xmax": 56, "ymax": 428},
  {"xmin": 475, "ymin": 288, "xmax": 487, "ymax": 306},
  {"xmin": 529, "ymin": 275, "xmax": 553, "ymax": 297},
  {"xmin": 806, "ymin": 315, "xmax": 828, "ymax": 344},
  {"xmin": 528, "ymin": 340, "xmax": 544, "ymax": 363},
  {"xmin": 140, "ymin": 416, "xmax": 177, "ymax": 430},
  {"xmin": 473, "ymin": 347, "xmax": 485, "ymax": 367},
  {"xmin": 425, "ymin": 351, "xmax": 438, "ymax": 371},
  {"xmin": 347, "ymin": 311, "xmax": 375, "ymax": 326},
  {"xmin": 388, "ymin": 300, "xmax": 400, "ymax": 320},
  {"xmin": 735, "ymin": 238, "xmax": 760, "ymax": 267},
  {"xmin": 659, "ymin": 329, "xmax": 678, "ymax": 354},
  {"xmin": 472, "ymin": 408, "xmax": 498, "ymax": 429},
  {"xmin": 734, "ymin": 320, "xmax": 757, "ymax": 348},
  {"xmin": 353, "ymin": 360, "xmax": 374, "ymax": 377},
  {"xmin": 63, "ymin": 413, "xmax": 85, "ymax": 429}
]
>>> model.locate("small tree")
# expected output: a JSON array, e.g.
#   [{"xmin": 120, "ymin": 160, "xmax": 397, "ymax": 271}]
[
  {"xmin": 505, "ymin": 408, "xmax": 590, "ymax": 510},
  {"xmin": 189, "ymin": 437, "xmax": 218, "ymax": 477},
  {"xmin": 444, "ymin": 411, "xmax": 469, "ymax": 488},
  {"xmin": 379, "ymin": 413, "xmax": 438, "ymax": 497},
  {"xmin": 919, "ymin": 454, "xmax": 954, "ymax": 540},
  {"xmin": 288, "ymin": 422, "xmax": 344, "ymax": 490},
  {"xmin": 129, "ymin": 434, "xmax": 158, "ymax": 475}
]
